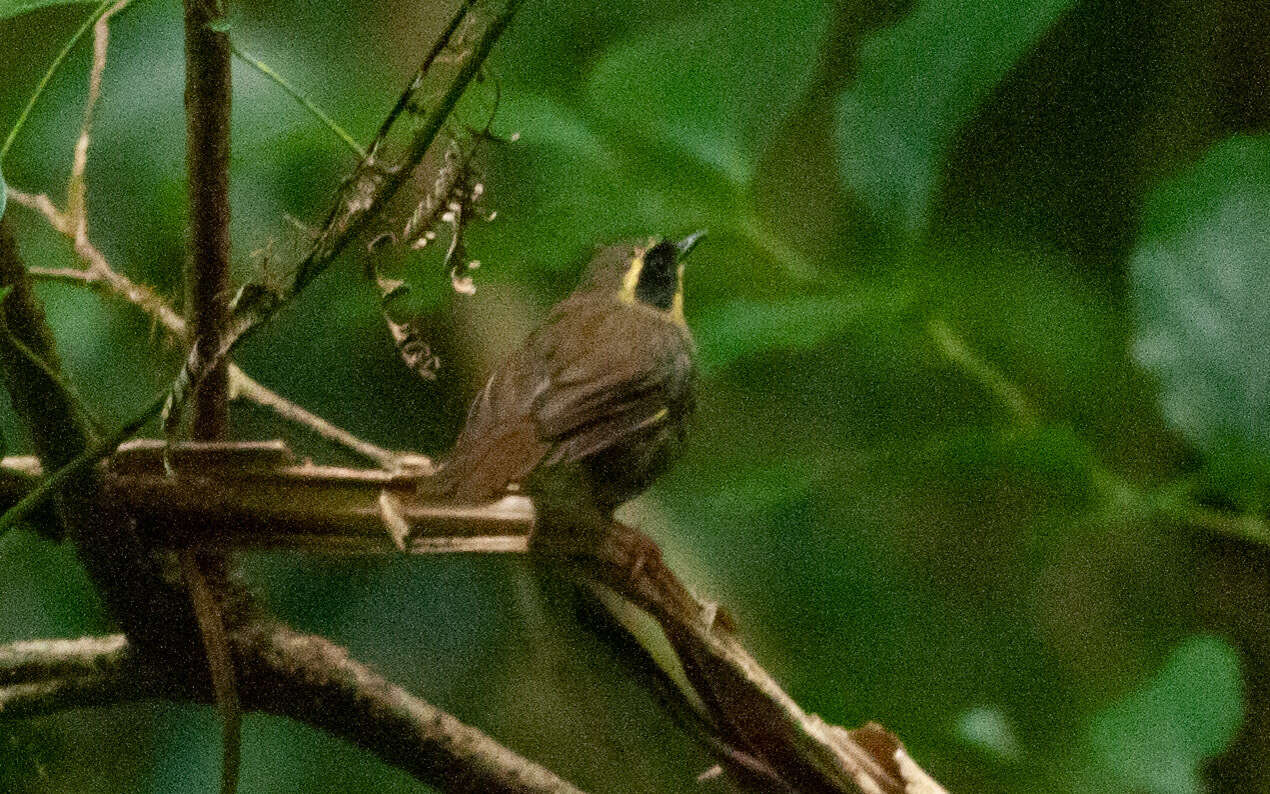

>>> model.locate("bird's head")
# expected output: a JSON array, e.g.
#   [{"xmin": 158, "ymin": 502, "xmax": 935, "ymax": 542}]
[{"xmin": 576, "ymin": 232, "xmax": 705, "ymax": 324}]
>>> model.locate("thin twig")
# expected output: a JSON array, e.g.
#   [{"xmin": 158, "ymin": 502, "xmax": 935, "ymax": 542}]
[
  {"xmin": 67, "ymin": 0, "xmax": 131, "ymax": 231},
  {"xmin": 0, "ymin": 635, "xmax": 129, "ymax": 685},
  {"xmin": 230, "ymin": 41, "xmax": 366, "ymax": 158},
  {"xmin": 367, "ymin": 0, "xmax": 479, "ymax": 159},
  {"xmin": 927, "ymin": 317, "xmax": 1039, "ymax": 428},
  {"xmin": 301, "ymin": 0, "xmax": 522, "ymax": 291},
  {"xmin": 180, "ymin": 552, "xmax": 242, "ymax": 794},
  {"xmin": 227, "ymin": 367, "xmax": 411, "ymax": 468},
  {"xmin": 11, "ymin": 196, "xmax": 401, "ymax": 466},
  {"xmin": 4, "ymin": 189, "xmax": 68, "ymax": 232}
]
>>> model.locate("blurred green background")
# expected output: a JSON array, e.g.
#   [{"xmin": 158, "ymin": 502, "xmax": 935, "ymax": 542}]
[{"xmin": 3, "ymin": 0, "xmax": 1270, "ymax": 791}]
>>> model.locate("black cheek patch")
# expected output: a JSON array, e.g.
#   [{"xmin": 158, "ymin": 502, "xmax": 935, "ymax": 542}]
[{"xmin": 635, "ymin": 240, "xmax": 678, "ymax": 310}]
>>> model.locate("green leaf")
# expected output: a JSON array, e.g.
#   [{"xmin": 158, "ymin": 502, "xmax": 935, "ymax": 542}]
[
  {"xmin": 476, "ymin": 92, "xmax": 646, "ymax": 269},
  {"xmin": 1131, "ymin": 136, "xmax": 1270, "ymax": 495},
  {"xmin": 835, "ymin": 0, "xmax": 1071, "ymax": 235},
  {"xmin": 933, "ymin": 425, "xmax": 1100, "ymax": 493},
  {"xmin": 1086, "ymin": 635, "xmax": 1242, "ymax": 794},
  {"xmin": 0, "ymin": 0, "xmax": 89, "ymax": 19},
  {"xmin": 586, "ymin": 0, "xmax": 831, "ymax": 185},
  {"xmin": 1, "ymin": 0, "xmax": 117, "ymax": 163},
  {"xmin": 694, "ymin": 287, "xmax": 911, "ymax": 373},
  {"xmin": 0, "ymin": 163, "xmax": 6, "ymax": 220}
]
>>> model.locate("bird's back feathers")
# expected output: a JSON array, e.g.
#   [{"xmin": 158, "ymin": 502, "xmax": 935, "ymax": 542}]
[{"xmin": 427, "ymin": 294, "xmax": 694, "ymax": 507}]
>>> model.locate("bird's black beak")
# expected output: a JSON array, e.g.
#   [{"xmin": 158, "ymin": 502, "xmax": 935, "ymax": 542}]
[{"xmin": 675, "ymin": 230, "xmax": 706, "ymax": 259}]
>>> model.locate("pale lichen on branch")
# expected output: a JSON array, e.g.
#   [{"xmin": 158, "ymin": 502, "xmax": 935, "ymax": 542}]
[
  {"xmin": 161, "ymin": 0, "xmax": 525, "ymax": 440},
  {"xmin": 371, "ymin": 107, "xmax": 508, "ymax": 381}
]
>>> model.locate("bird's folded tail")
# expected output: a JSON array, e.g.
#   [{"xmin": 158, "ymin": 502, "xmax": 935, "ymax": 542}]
[{"xmin": 418, "ymin": 418, "xmax": 546, "ymax": 504}]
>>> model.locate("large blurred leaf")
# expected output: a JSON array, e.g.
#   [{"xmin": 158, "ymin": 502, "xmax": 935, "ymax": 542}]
[
  {"xmin": 1131, "ymin": 136, "xmax": 1270, "ymax": 494},
  {"xmin": 491, "ymin": 0, "xmax": 689, "ymax": 99},
  {"xmin": 694, "ymin": 287, "xmax": 911, "ymax": 373},
  {"xmin": 475, "ymin": 92, "xmax": 650, "ymax": 273},
  {"xmin": 1086, "ymin": 634, "xmax": 1242, "ymax": 793},
  {"xmin": 0, "ymin": 0, "xmax": 88, "ymax": 20},
  {"xmin": 481, "ymin": 1, "xmax": 836, "ymax": 316},
  {"xmin": 480, "ymin": 93, "xmax": 807, "ymax": 305},
  {"xmin": 586, "ymin": 0, "xmax": 830, "ymax": 185},
  {"xmin": 835, "ymin": 0, "xmax": 1071, "ymax": 234}
]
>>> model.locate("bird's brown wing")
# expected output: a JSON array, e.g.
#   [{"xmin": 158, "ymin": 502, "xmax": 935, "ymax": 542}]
[
  {"xmin": 532, "ymin": 299, "xmax": 694, "ymax": 466},
  {"xmin": 425, "ymin": 340, "xmax": 551, "ymax": 503},
  {"xmin": 430, "ymin": 297, "xmax": 692, "ymax": 503}
]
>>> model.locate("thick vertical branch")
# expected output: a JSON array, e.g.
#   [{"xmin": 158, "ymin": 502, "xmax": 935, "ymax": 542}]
[
  {"xmin": 182, "ymin": 3, "xmax": 239, "ymax": 792},
  {"xmin": 183, "ymin": 0, "xmax": 231, "ymax": 438}
]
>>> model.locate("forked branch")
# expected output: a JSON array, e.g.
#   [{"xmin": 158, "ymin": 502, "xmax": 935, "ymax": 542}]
[
  {"xmin": 2, "ymin": 442, "xmax": 949, "ymax": 794},
  {"xmin": 0, "ymin": 631, "xmax": 584, "ymax": 794}
]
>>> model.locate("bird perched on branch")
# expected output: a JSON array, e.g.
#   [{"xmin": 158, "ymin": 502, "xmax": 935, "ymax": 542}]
[{"xmin": 425, "ymin": 232, "xmax": 703, "ymax": 546}]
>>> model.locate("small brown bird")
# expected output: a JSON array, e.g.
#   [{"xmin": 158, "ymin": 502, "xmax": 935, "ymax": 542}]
[{"xmin": 427, "ymin": 233, "xmax": 703, "ymax": 530}]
